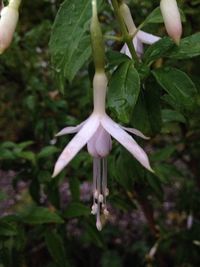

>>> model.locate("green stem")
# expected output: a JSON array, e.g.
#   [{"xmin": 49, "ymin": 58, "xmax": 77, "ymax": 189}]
[
  {"xmin": 104, "ymin": 34, "xmax": 122, "ymax": 41},
  {"xmin": 111, "ymin": 0, "xmax": 139, "ymax": 63},
  {"xmin": 90, "ymin": 0, "xmax": 105, "ymax": 72}
]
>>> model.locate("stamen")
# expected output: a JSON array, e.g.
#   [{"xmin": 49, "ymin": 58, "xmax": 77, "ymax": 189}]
[
  {"xmin": 102, "ymin": 157, "xmax": 107, "ymax": 196},
  {"xmin": 98, "ymin": 194, "xmax": 104, "ymax": 203},
  {"xmin": 96, "ymin": 201, "xmax": 102, "ymax": 231},
  {"xmin": 91, "ymin": 203, "xmax": 98, "ymax": 215},
  {"xmin": 91, "ymin": 157, "xmax": 109, "ymax": 231}
]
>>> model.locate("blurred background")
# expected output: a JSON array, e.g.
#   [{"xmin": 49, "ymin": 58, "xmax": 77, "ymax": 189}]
[{"xmin": 0, "ymin": 0, "xmax": 200, "ymax": 266}]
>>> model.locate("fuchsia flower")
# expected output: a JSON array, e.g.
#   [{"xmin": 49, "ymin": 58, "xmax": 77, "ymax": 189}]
[
  {"xmin": 119, "ymin": 2, "xmax": 160, "ymax": 57},
  {"xmin": 0, "ymin": 0, "xmax": 21, "ymax": 54},
  {"xmin": 53, "ymin": 71, "xmax": 153, "ymax": 230},
  {"xmin": 121, "ymin": 30, "xmax": 160, "ymax": 58}
]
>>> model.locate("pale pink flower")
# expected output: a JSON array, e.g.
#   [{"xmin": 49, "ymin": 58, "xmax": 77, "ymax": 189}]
[
  {"xmin": 119, "ymin": 2, "xmax": 160, "ymax": 57},
  {"xmin": 160, "ymin": 0, "xmax": 182, "ymax": 44},
  {"xmin": 53, "ymin": 72, "xmax": 153, "ymax": 230},
  {"xmin": 121, "ymin": 30, "xmax": 160, "ymax": 58}
]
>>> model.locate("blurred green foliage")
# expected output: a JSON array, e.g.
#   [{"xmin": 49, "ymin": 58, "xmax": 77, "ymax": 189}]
[{"xmin": 0, "ymin": 0, "xmax": 200, "ymax": 266}]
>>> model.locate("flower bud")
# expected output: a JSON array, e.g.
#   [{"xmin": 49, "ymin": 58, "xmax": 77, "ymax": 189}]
[
  {"xmin": 0, "ymin": 6, "xmax": 19, "ymax": 54},
  {"xmin": 160, "ymin": 0, "xmax": 182, "ymax": 44}
]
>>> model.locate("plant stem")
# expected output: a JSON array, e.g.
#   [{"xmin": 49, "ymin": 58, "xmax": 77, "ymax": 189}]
[
  {"xmin": 111, "ymin": 0, "xmax": 139, "ymax": 63},
  {"xmin": 104, "ymin": 34, "xmax": 122, "ymax": 42}
]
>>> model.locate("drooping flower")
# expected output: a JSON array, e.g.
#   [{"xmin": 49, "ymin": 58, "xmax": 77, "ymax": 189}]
[
  {"xmin": 121, "ymin": 30, "xmax": 161, "ymax": 58},
  {"xmin": 53, "ymin": 71, "xmax": 153, "ymax": 230},
  {"xmin": 119, "ymin": 2, "xmax": 160, "ymax": 57},
  {"xmin": 160, "ymin": 0, "xmax": 182, "ymax": 44},
  {"xmin": 0, "ymin": 0, "xmax": 21, "ymax": 54}
]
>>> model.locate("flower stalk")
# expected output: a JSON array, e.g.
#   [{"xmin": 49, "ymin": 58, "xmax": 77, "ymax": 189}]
[{"xmin": 90, "ymin": 0, "xmax": 105, "ymax": 72}]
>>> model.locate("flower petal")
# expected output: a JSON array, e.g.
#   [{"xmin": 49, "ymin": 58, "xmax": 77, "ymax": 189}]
[
  {"xmin": 55, "ymin": 119, "xmax": 87, "ymax": 137},
  {"xmin": 120, "ymin": 43, "xmax": 131, "ymax": 58},
  {"xmin": 133, "ymin": 37, "xmax": 144, "ymax": 57},
  {"xmin": 121, "ymin": 126, "xmax": 150, "ymax": 140},
  {"xmin": 95, "ymin": 126, "xmax": 112, "ymax": 157},
  {"xmin": 101, "ymin": 115, "xmax": 153, "ymax": 172},
  {"xmin": 52, "ymin": 115, "xmax": 100, "ymax": 177},
  {"xmin": 137, "ymin": 30, "xmax": 160, "ymax": 45}
]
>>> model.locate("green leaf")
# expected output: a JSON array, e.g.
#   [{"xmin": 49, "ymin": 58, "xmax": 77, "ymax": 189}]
[
  {"xmin": 1, "ymin": 141, "xmax": 16, "ymax": 149},
  {"xmin": 152, "ymin": 67, "xmax": 197, "ymax": 110},
  {"xmin": 151, "ymin": 146, "xmax": 176, "ymax": 162},
  {"xmin": 17, "ymin": 141, "xmax": 34, "ymax": 150},
  {"xmin": 108, "ymin": 61, "xmax": 140, "ymax": 123},
  {"xmin": 0, "ymin": 148, "xmax": 15, "ymax": 160},
  {"xmin": 63, "ymin": 202, "xmax": 90, "ymax": 218},
  {"xmin": 84, "ymin": 222, "xmax": 104, "ymax": 248},
  {"xmin": 143, "ymin": 7, "xmax": 163, "ymax": 25},
  {"xmin": 45, "ymin": 231, "xmax": 67, "ymax": 267},
  {"xmin": 113, "ymin": 148, "xmax": 144, "ymax": 189},
  {"xmin": 106, "ymin": 50, "xmax": 130, "ymax": 69},
  {"xmin": 69, "ymin": 177, "xmax": 80, "ymax": 201},
  {"xmin": 154, "ymin": 163, "xmax": 182, "ymax": 183},
  {"xmin": 17, "ymin": 151, "xmax": 36, "ymax": 164},
  {"xmin": 49, "ymin": 0, "xmax": 102, "ymax": 85},
  {"xmin": 131, "ymin": 82, "xmax": 162, "ymax": 135},
  {"xmin": 143, "ymin": 37, "xmax": 174, "ymax": 64},
  {"xmin": 101, "ymin": 251, "xmax": 123, "ymax": 267},
  {"xmin": 20, "ymin": 206, "xmax": 64, "ymax": 224},
  {"xmin": 168, "ymin": 33, "xmax": 200, "ymax": 59},
  {"xmin": 146, "ymin": 172, "xmax": 164, "ymax": 200},
  {"xmin": 0, "ymin": 221, "xmax": 18, "ymax": 237},
  {"xmin": 162, "ymin": 109, "xmax": 186, "ymax": 123},
  {"xmin": 37, "ymin": 146, "xmax": 59, "ymax": 159},
  {"xmin": 143, "ymin": 7, "xmax": 185, "ymax": 26}
]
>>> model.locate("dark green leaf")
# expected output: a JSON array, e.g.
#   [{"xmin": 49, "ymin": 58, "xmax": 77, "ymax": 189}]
[
  {"xmin": 143, "ymin": 37, "xmax": 174, "ymax": 64},
  {"xmin": 155, "ymin": 163, "xmax": 182, "ymax": 183},
  {"xmin": 20, "ymin": 206, "xmax": 64, "ymax": 224},
  {"xmin": 143, "ymin": 7, "xmax": 163, "ymax": 25},
  {"xmin": 45, "ymin": 231, "xmax": 67, "ymax": 267},
  {"xmin": 106, "ymin": 50, "xmax": 130, "ymax": 69},
  {"xmin": 168, "ymin": 33, "xmax": 200, "ymax": 59},
  {"xmin": 0, "ymin": 221, "xmax": 18, "ymax": 237},
  {"xmin": 0, "ymin": 148, "xmax": 15, "ymax": 160},
  {"xmin": 162, "ymin": 109, "xmax": 186, "ymax": 123},
  {"xmin": 108, "ymin": 61, "xmax": 140, "ymax": 123},
  {"xmin": 146, "ymin": 172, "xmax": 164, "ymax": 200},
  {"xmin": 37, "ymin": 146, "xmax": 59, "ymax": 159},
  {"xmin": 17, "ymin": 151, "xmax": 36, "ymax": 164},
  {"xmin": 151, "ymin": 146, "xmax": 176, "ymax": 162},
  {"xmin": 63, "ymin": 202, "xmax": 90, "ymax": 218},
  {"xmin": 69, "ymin": 177, "xmax": 80, "ymax": 201},
  {"xmin": 17, "ymin": 141, "xmax": 34, "ymax": 150},
  {"xmin": 152, "ymin": 67, "xmax": 197, "ymax": 110},
  {"xmin": 49, "ymin": 0, "xmax": 102, "ymax": 84},
  {"xmin": 143, "ymin": 7, "xmax": 185, "ymax": 25},
  {"xmin": 101, "ymin": 251, "xmax": 123, "ymax": 267},
  {"xmin": 131, "ymin": 83, "xmax": 162, "ymax": 135}
]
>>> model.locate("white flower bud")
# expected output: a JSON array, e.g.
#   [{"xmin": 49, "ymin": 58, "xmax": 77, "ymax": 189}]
[
  {"xmin": 0, "ymin": 6, "xmax": 19, "ymax": 54},
  {"xmin": 160, "ymin": 0, "xmax": 182, "ymax": 44}
]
